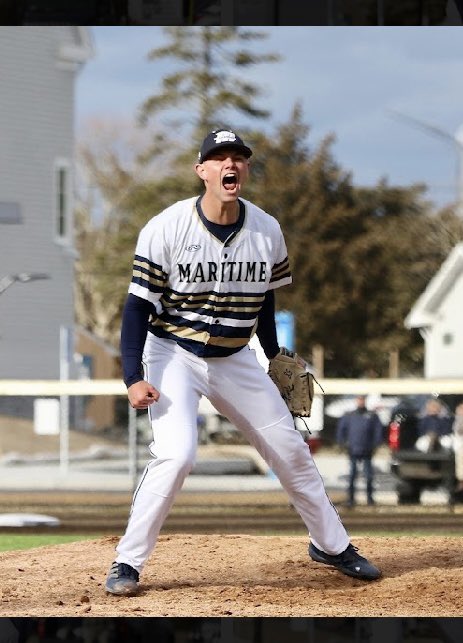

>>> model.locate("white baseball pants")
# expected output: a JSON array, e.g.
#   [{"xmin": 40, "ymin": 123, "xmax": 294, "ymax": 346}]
[{"xmin": 115, "ymin": 335, "xmax": 350, "ymax": 572}]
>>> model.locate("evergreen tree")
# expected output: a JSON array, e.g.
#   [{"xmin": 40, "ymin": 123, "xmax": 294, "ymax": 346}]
[
  {"xmin": 75, "ymin": 29, "xmax": 279, "ymax": 346},
  {"xmin": 138, "ymin": 26, "xmax": 279, "ymax": 163}
]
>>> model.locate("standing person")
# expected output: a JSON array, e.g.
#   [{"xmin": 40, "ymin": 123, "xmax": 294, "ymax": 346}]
[
  {"xmin": 336, "ymin": 395, "xmax": 384, "ymax": 507},
  {"xmin": 417, "ymin": 398, "xmax": 452, "ymax": 451},
  {"xmin": 105, "ymin": 128, "xmax": 382, "ymax": 596}
]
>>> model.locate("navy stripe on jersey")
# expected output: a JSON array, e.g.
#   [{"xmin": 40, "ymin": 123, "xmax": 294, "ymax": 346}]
[
  {"xmin": 153, "ymin": 310, "xmax": 254, "ymax": 334},
  {"xmin": 160, "ymin": 289, "xmax": 265, "ymax": 318},
  {"xmin": 149, "ymin": 327, "xmax": 246, "ymax": 358},
  {"xmin": 131, "ymin": 255, "xmax": 168, "ymax": 292},
  {"xmin": 163, "ymin": 306, "xmax": 260, "ymax": 321},
  {"xmin": 270, "ymin": 257, "xmax": 291, "ymax": 284},
  {"xmin": 148, "ymin": 324, "xmax": 252, "ymax": 351},
  {"xmin": 162, "ymin": 287, "xmax": 265, "ymax": 303},
  {"xmin": 149, "ymin": 306, "xmax": 257, "ymax": 351}
]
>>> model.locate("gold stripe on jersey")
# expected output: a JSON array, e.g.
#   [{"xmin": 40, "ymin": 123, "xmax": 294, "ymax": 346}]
[
  {"xmin": 132, "ymin": 257, "xmax": 167, "ymax": 291},
  {"xmin": 134, "ymin": 259, "xmax": 166, "ymax": 277},
  {"xmin": 165, "ymin": 301, "xmax": 262, "ymax": 314},
  {"xmin": 206, "ymin": 335, "xmax": 250, "ymax": 348},
  {"xmin": 149, "ymin": 323, "xmax": 250, "ymax": 350},
  {"xmin": 162, "ymin": 290, "xmax": 265, "ymax": 304},
  {"xmin": 132, "ymin": 268, "xmax": 166, "ymax": 289},
  {"xmin": 149, "ymin": 316, "xmax": 253, "ymax": 348},
  {"xmin": 160, "ymin": 290, "xmax": 265, "ymax": 315},
  {"xmin": 151, "ymin": 322, "xmax": 210, "ymax": 344}
]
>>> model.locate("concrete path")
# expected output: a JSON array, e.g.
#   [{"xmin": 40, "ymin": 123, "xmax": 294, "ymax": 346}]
[{"xmin": 0, "ymin": 444, "xmax": 449, "ymax": 505}]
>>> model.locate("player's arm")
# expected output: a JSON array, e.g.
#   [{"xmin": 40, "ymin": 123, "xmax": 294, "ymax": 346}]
[
  {"xmin": 256, "ymin": 217, "xmax": 293, "ymax": 360},
  {"xmin": 120, "ymin": 293, "xmax": 159, "ymax": 409},
  {"xmin": 255, "ymin": 290, "xmax": 279, "ymax": 360}
]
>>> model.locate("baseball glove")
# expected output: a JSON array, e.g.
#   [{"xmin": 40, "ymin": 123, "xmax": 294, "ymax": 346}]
[{"xmin": 268, "ymin": 347, "xmax": 321, "ymax": 417}]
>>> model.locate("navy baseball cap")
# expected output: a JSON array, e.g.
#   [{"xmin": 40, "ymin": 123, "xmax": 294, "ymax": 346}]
[{"xmin": 198, "ymin": 129, "xmax": 253, "ymax": 163}]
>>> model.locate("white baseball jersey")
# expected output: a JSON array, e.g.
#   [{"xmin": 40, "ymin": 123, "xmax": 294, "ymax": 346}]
[{"xmin": 128, "ymin": 196, "xmax": 292, "ymax": 357}]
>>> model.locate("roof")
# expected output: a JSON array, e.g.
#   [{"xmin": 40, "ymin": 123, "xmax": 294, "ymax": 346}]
[
  {"xmin": 405, "ymin": 242, "xmax": 463, "ymax": 329},
  {"xmin": 75, "ymin": 325, "xmax": 120, "ymax": 358}
]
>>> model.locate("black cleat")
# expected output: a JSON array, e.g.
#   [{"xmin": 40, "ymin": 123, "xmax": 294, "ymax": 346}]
[
  {"xmin": 105, "ymin": 561, "xmax": 140, "ymax": 595},
  {"xmin": 309, "ymin": 542, "xmax": 381, "ymax": 581}
]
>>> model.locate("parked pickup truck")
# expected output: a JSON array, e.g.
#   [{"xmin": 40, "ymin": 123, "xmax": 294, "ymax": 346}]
[{"xmin": 388, "ymin": 396, "xmax": 457, "ymax": 505}]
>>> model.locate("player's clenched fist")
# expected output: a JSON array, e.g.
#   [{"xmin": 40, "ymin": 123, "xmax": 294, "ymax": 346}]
[{"xmin": 127, "ymin": 381, "xmax": 160, "ymax": 409}]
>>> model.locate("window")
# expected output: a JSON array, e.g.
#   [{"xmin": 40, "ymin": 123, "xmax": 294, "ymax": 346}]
[
  {"xmin": 54, "ymin": 159, "xmax": 71, "ymax": 242},
  {"xmin": 81, "ymin": 354, "xmax": 94, "ymax": 379},
  {"xmin": 0, "ymin": 202, "xmax": 22, "ymax": 224}
]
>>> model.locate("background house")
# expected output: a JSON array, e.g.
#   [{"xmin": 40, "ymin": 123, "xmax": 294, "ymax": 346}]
[
  {"xmin": 0, "ymin": 26, "xmax": 93, "ymax": 382},
  {"xmin": 405, "ymin": 242, "xmax": 463, "ymax": 378},
  {"xmin": 74, "ymin": 325, "xmax": 119, "ymax": 432}
]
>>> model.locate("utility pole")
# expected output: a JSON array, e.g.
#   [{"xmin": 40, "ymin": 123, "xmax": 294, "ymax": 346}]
[
  {"xmin": 312, "ymin": 344, "xmax": 324, "ymax": 378},
  {"xmin": 388, "ymin": 109, "xmax": 463, "ymax": 217},
  {"xmin": 389, "ymin": 349, "xmax": 399, "ymax": 379}
]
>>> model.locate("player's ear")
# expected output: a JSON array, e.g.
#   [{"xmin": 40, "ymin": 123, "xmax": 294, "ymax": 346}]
[{"xmin": 194, "ymin": 162, "xmax": 206, "ymax": 180}]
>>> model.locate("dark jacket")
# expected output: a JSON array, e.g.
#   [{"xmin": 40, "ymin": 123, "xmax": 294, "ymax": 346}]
[{"xmin": 336, "ymin": 408, "xmax": 384, "ymax": 457}]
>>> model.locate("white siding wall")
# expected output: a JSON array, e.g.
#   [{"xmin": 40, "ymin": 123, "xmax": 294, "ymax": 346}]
[
  {"xmin": 0, "ymin": 26, "xmax": 84, "ymax": 379},
  {"xmin": 425, "ymin": 272, "xmax": 463, "ymax": 378}
]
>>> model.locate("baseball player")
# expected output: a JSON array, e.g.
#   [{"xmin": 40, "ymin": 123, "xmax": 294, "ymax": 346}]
[{"xmin": 105, "ymin": 128, "xmax": 382, "ymax": 595}]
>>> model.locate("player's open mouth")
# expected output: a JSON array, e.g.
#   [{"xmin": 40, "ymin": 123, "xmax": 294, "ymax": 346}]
[{"xmin": 222, "ymin": 173, "xmax": 238, "ymax": 191}]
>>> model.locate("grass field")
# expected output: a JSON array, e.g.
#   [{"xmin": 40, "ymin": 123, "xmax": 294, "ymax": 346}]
[
  {"xmin": 0, "ymin": 533, "xmax": 100, "ymax": 551},
  {"xmin": 1, "ymin": 525, "xmax": 463, "ymax": 553}
]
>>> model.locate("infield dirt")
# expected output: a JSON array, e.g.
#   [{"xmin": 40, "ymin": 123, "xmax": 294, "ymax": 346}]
[{"xmin": 0, "ymin": 533, "xmax": 462, "ymax": 617}]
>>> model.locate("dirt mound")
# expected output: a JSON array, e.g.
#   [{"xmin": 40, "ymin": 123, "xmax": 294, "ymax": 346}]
[{"xmin": 0, "ymin": 534, "xmax": 461, "ymax": 617}]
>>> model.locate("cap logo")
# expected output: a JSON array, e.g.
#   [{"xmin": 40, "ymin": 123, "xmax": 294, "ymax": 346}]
[{"xmin": 214, "ymin": 130, "xmax": 237, "ymax": 144}]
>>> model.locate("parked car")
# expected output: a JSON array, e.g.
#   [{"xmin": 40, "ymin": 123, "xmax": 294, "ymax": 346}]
[{"xmin": 388, "ymin": 395, "xmax": 457, "ymax": 505}]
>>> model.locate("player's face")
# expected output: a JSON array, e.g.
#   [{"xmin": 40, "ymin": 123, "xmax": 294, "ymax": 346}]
[{"xmin": 196, "ymin": 148, "xmax": 250, "ymax": 203}]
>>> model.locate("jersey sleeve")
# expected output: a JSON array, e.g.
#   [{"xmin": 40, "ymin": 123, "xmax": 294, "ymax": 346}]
[
  {"xmin": 128, "ymin": 218, "xmax": 169, "ymax": 312},
  {"xmin": 268, "ymin": 224, "xmax": 292, "ymax": 290}
]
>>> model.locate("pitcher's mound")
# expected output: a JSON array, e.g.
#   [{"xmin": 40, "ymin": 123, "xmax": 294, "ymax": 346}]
[{"xmin": 0, "ymin": 534, "xmax": 461, "ymax": 616}]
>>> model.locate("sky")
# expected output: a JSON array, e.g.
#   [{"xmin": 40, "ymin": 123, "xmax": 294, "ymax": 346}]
[{"xmin": 76, "ymin": 26, "xmax": 463, "ymax": 211}]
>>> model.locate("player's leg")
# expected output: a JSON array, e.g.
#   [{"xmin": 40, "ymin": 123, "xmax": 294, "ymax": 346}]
[
  {"xmin": 113, "ymin": 337, "xmax": 204, "ymax": 574},
  {"xmin": 453, "ymin": 437, "xmax": 463, "ymax": 492},
  {"xmin": 207, "ymin": 347, "xmax": 381, "ymax": 580},
  {"xmin": 348, "ymin": 454, "xmax": 358, "ymax": 506},
  {"xmin": 206, "ymin": 346, "xmax": 350, "ymax": 556},
  {"xmin": 364, "ymin": 456, "xmax": 375, "ymax": 504}
]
